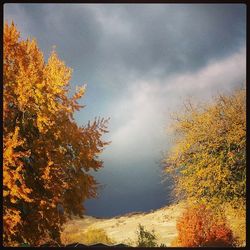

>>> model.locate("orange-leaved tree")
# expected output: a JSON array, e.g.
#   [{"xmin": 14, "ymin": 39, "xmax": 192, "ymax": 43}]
[
  {"xmin": 174, "ymin": 205, "xmax": 235, "ymax": 247},
  {"xmin": 3, "ymin": 22, "xmax": 109, "ymax": 246}
]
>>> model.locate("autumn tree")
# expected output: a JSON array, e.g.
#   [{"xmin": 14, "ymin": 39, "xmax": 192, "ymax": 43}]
[
  {"xmin": 164, "ymin": 88, "xmax": 246, "ymax": 211},
  {"xmin": 3, "ymin": 22, "xmax": 109, "ymax": 246},
  {"xmin": 174, "ymin": 205, "xmax": 235, "ymax": 247}
]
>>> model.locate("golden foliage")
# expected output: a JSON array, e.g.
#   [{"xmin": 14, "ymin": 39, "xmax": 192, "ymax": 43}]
[
  {"xmin": 3, "ymin": 208, "xmax": 22, "ymax": 246},
  {"xmin": 3, "ymin": 127, "xmax": 32, "ymax": 203},
  {"xmin": 164, "ymin": 89, "xmax": 246, "ymax": 211},
  {"xmin": 3, "ymin": 22, "xmax": 109, "ymax": 246}
]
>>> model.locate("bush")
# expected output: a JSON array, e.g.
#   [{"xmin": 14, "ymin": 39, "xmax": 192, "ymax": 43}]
[
  {"xmin": 136, "ymin": 224, "xmax": 158, "ymax": 247},
  {"xmin": 82, "ymin": 228, "xmax": 114, "ymax": 245},
  {"xmin": 61, "ymin": 227, "xmax": 114, "ymax": 246},
  {"xmin": 175, "ymin": 205, "xmax": 235, "ymax": 247}
]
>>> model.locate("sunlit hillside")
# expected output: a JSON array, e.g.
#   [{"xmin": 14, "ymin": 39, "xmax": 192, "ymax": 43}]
[
  {"xmin": 61, "ymin": 202, "xmax": 186, "ymax": 246},
  {"xmin": 61, "ymin": 202, "xmax": 245, "ymax": 247}
]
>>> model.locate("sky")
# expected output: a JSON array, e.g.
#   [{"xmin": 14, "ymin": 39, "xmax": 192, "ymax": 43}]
[{"xmin": 4, "ymin": 4, "xmax": 246, "ymax": 217}]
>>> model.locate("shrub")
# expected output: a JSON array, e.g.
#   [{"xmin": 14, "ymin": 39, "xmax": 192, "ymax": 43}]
[
  {"xmin": 136, "ymin": 224, "xmax": 157, "ymax": 247},
  {"xmin": 61, "ymin": 227, "xmax": 114, "ymax": 246},
  {"xmin": 203, "ymin": 224, "xmax": 235, "ymax": 247},
  {"xmin": 82, "ymin": 228, "xmax": 114, "ymax": 245},
  {"xmin": 175, "ymin": 205, "xmax": 235, "ymax": 247}
]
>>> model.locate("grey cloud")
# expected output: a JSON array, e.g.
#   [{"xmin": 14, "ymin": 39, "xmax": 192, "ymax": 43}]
[
  {"xmin": 90, "ymin": 4, "xmax": 246, "ymax": 81},
  {"xmin": 4, "ymin": 4, "xmax": 246, "ymax": 87}
]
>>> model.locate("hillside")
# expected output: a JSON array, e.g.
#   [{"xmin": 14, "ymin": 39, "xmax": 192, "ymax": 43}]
[
  {"xmin": 61, "ymin": 201, "xmax": 245, "ymax": 247},
  {"xmin": 61, "ymin": 202, "xmax": 186, "ymax": 246}
]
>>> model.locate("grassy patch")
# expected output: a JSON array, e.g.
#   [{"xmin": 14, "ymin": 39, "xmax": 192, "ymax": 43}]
[{"xmin": 61, "ymin": 227, "xmax": 115, "ymax": 246}]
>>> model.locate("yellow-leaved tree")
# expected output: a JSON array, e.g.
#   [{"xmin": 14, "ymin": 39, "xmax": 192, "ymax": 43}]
[
  {"xmin": 164, "ymin": 88, "xmax": 246, "ymax": 245},
  {"xmin": 164, "ymin": 88, "xmax": 246, "ymax": 210},
  {"xmin": 3, "ymin": 22, "xmax": 109, "ymax": 246}
]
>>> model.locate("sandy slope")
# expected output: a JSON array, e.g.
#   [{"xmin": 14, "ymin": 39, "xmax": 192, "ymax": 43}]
[{"xmin": 61, "ymin": 202, "xmax": 186, "ymax": 246}]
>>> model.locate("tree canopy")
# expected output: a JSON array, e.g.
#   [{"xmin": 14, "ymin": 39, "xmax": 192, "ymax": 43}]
[
  {"xmin": 3, "ymin": 22, "xmax": 109, "ymax": 246},
  {"xmin": 164, "ymin": 89, "xmax": 246, "ymax": 211}
]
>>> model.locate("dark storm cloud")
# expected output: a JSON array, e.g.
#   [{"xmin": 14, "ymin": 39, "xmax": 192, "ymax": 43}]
[
  {"xmin": 98, "ymin": 4, "xmax": 245, "ymax": 79},
  {"xmin": 4, "ymin": 4, "xmax": 246, "ymax": 86}
]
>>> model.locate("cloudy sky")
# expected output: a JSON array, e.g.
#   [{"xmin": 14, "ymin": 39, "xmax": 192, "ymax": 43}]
[{"xmin": 4, "ymin": 4, "xmax": 246, "ymax": 217}]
